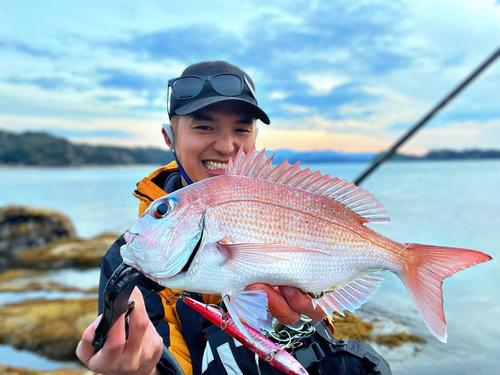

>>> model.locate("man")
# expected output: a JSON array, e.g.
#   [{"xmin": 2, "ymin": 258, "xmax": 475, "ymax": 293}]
[{"xmin": 77, "ymin": 61, "xmax": 390, "ymax": 375}]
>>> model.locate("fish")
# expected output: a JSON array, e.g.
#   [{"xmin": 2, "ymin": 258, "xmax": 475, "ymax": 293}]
[
  {"xmin": 121, "ymin": 146, "xmax": 492, "ymax": 343},
  {"xmin": 183, "ymin": 296, "xmax": 309, "ymax": 375}
]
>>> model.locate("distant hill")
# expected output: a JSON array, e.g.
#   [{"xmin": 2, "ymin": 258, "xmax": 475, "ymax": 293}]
[
  {"xmin": 268, "ymin": 148, "xmax": 500, "ymax": 164},
  {"xmin": 0, "ymin": 129, "xmax": 174, "ymax": 166},
  {"xmin": 1, "ymin": 129, "xmax": 499, "ymax": 166},
  {"xmin": 269, "ymin": 149, "xmax": 375, "ymax": 164}
]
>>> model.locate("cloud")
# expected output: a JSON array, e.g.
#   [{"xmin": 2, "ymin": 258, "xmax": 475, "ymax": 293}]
[
  {"xmin": 269, "ymin": 91, "xmax": 289, "ymax": 100},
  {"xmin": 97, "ymin": 68, "xmax": 161, "ymax": 92},
  {"xmin": 281, "ymin": 103, "xmax": 316, "ymax": 115},
  {"xmin": 297, "ymin": 73, "xmax": 349, "ymax": 96},
  {"xmin": 388, "ymin": 122, "xmax": 414, "ymax": 131},
  {"xmin": 256, "ymin": 126, "xmax": 394, "ymax": 153},
  {"xmin": 402, "ymin": 119, "xmax": 500, "ymax": 151},
  {"xmin": 0, "ymin": 112, "xmax": 166, "ymax": 148},
  {"xmin": 0, "ymin": 40, "xmax": 59, "ymax": 59},
  {"xmin": 6, "ymin": 76, "xmax": 69, "ymax": 90},
  {"xmin": 272, "ymin": 83, "xmax": 378, "ymax": 120},
  {"xmin": 43, "ymin": 128, "xmax": 135, "ymax": 139},
  {"xmin": 1, "ymin": 0, "xmax": 498, "ymax": 153},
  {"xmin": 109, "ymin": 27, "xmax": 243, "ymax": 63}
]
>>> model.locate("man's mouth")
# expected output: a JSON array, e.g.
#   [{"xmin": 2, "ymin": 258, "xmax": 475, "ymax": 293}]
[{"xmin": 203, "ymin": 160, "xmax": 228, "ymax": 171}]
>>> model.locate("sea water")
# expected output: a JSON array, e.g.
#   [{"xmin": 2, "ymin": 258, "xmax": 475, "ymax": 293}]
[{"xmin": 1, "ymin": 160, "xmax": 499, "ymax": 373}]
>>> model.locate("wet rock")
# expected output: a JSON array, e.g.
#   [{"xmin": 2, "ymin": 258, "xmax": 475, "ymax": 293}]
[
  {"xmin": 14, "ymin": 234, "xmax": 118, "ymax": 269},
  {"xmin": 333, "ymin": 311, "xmax": 374, "ymax": 341},
  {"xmin": 0, "ymin": 298, "xmax": 97, "ymax": 362},
  {"xmin": 333, "ymin": 311, "xmax": 426, "ymax": 348},
  {"xmin": 0, "ymin": 206, "xmax": 76, "ymax": 270},
  {"xmin": 0, "ymin": 364, "xmax": 89, "ymax": 374},
  {"xmin": 0, "ymin": 269, "xmax": 98, "ymax": 293},
  {"xmin": 375, "ymin": 332, "xmax": 427, "ymax": 348}
]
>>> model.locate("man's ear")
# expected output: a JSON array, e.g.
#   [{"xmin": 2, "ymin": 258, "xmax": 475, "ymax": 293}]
[{"xmin": 162, "ymin": 123, "xmax": 175, "ymax": 151}]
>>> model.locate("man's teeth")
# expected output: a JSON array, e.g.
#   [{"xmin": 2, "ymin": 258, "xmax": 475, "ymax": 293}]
[{"xmin": 204, "ymin": 161, "xmax": 227, "ymax": 171}]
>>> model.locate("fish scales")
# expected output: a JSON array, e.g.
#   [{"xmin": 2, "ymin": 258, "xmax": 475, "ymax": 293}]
[
  {"xmin": 207, "ymin": 176, "xmax": 402, "ymax": 262},
  {"xmin": 174, "ymin": 176, "xmax": 402, "ymax": 293}
]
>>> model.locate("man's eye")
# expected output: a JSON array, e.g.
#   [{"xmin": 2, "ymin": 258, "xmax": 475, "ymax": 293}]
[
  {"xmin": 236, "ymin": 128, "xmax": 251, "ymax": 133},
  {"xmin": 195, "ymin": 126, "xmax": 212, "ymax": 130}
]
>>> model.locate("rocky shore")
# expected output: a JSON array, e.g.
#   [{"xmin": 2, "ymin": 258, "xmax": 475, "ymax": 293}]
[
  {"xmin": 0, "ymin": 365, "xmax": 90, "ymax": 375},
  {"xmin": 0, "ymin": 204, "xmax": 426, "ymax": 373},
  {"xmin": 0, "ymin": 205, "xmax": 76, "ymax": 271}
]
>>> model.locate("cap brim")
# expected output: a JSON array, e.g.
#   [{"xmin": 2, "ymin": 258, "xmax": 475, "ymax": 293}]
[{"xmin": 175, "ymin": 96, "xmax": 270, "ymax": 125}]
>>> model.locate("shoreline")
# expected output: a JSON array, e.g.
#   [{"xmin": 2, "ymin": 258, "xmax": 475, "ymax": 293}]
[{"xmin": 2, "ymin": 157, "xmax": 500, "ymax": 171}]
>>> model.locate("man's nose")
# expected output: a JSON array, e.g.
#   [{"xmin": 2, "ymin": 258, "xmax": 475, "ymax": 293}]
[{"xmin": 212, "ymin": 134, "xmax": 238, "ymax": 155}]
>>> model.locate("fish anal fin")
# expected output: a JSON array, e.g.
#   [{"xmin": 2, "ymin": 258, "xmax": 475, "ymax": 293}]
[{"xmin": 316, "ymin": 271, "xmax": 385, "ymax": 317}]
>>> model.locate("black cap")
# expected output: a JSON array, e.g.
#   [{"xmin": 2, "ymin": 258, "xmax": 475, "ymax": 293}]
[{"xmin": 168, "ymin": 61, "xmax": 270, "ymax": 124}]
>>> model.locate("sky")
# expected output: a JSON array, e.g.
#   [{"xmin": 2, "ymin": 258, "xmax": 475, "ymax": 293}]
[{"xmin": 1, "ymin": 0, "xmax": 499, "ymax": 154}]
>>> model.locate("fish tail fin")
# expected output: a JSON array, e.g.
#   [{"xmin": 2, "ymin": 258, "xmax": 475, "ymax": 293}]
[{"xmin": 397, "ymin": 243, "xmax": 491, "ymax": 343}]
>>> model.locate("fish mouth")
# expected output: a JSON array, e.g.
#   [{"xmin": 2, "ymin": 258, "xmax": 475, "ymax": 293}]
[{"xmin": 123, "ymin": 229, "xmax": 140, "ymax": 243}]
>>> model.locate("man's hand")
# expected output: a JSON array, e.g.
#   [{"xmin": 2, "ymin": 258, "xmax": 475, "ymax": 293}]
[
  {"xmin": 246, "ymin": 283, "xmax": 326, "ymax": 325},
  {"xmin": 76, "ymin": 287, "xmax": 163, "ymax": 375}
]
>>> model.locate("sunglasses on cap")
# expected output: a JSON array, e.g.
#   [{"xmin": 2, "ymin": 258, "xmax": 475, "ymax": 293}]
[{"xmin": 167, "ymin": 73, "xmax": 256, "ymax": 113}]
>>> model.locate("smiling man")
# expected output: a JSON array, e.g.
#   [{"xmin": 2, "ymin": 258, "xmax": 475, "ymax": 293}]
[
  {"xmin": 77, "ymin": 61, "xmax": 390, "ymax": 375},
  {"xmin": 165, "ymin": 101, "xmax": 258, "ymax": 183}
]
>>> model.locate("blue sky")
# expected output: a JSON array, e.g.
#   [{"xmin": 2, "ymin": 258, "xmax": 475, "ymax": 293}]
[{"xmin": 1, "ymin": 0, "xmax": 499, "ymax": 154}]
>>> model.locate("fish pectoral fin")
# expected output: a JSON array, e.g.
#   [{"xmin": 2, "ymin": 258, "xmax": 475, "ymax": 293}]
[
  {"xmin": 217, "ymin": 242, "xmax": 329, "ymax": 266},
  {"xmin": 316, "ymin": 271, "xmax": 386, "ymax": 317},
  {"xmin": 222, "ymin": 290, "xmax": 271, "ymax": 342}
]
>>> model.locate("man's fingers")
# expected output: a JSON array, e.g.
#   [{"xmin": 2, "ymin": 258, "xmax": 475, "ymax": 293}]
[
  {"xmin": 122, "ymin": 287, "xmax": 150, "ymax": 354},
  {"xmin": 76, "ymin": 314, "xmax": 101, "ymax": 365},
  {"xmin": 278, "ymin": 286, "xmax": 326, "ymax": 321}
]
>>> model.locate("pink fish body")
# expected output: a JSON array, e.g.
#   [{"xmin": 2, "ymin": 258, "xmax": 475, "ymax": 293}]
[
  {"xmin": 122, "ymin": 147, "xmax": 491, "ymax": 343},
  {"xmin": 183, "ymin": 297, "xmax": 308, "ymax": 375}
]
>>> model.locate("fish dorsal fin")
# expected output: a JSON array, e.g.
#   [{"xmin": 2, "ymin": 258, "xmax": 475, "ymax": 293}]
[{"xmin": 226, "ymin": 146, "xmax": 389, "ymax": 224}]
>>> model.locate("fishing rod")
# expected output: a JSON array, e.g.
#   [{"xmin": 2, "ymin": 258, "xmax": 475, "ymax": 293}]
[{"xmin": 354, "ymin": 47, "xmax": 500, "ymax": 186}]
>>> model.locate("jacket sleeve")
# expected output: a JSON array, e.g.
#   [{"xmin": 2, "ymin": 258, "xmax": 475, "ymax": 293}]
[{"xmin": 98, "ymin": 234, "xmax": 190, "ymax": 374}]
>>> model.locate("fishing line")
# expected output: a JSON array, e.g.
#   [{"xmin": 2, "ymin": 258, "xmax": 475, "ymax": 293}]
[{"xmin": 254, "ymin": 353, "xmax": 263, "ymax": 375}]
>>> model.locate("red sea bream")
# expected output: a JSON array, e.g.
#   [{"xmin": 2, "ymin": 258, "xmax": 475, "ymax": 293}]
[{"xmin": 121, "ymin": 147, "xmax": 491, "ymax": 343}]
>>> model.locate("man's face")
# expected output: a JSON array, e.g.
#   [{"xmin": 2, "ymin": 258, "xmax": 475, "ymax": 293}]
[{"xmin": 172, "ymin": 102, "xmax": 258, "ymax": 185}]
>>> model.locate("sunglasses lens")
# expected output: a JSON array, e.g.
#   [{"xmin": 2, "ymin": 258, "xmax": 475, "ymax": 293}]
[
  {"xmin": 212, "ymin": 74, "xmax": 242, "ymax": 96},
  {"xmin": 172, "ymin": 77, "xmax": 203, "ymax": 98}
]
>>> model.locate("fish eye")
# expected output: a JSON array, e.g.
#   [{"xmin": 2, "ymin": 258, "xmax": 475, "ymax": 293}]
[{"xmin": 153, "ymin": 201, "xmax": 171, "ymax": 218}]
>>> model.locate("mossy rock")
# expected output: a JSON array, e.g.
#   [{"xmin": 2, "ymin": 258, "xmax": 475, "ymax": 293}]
[
  {"xmin": 0, "ymin": 269, "xmax": 97, "ymax": 293},
  {"xmin": 333, "ymin": 312, "xmax": 426, "ymax": 348},
  {"xmin": 333, "ymin": 312, "xmax": 374, "ymax": 342},
  {"xmin": 0, "ymin": 205, "xmax": 76, "ymax": 270},
  {"xmin": 0, "ymin": 298, "xmax": 97, "ymax": 361},
  {"xmin": 0, "ymin": 365, "xmax": 89, "ymax": 374},
  {"xmin": 375, "ymin": 332, "xmax": 427, "ymax": 348},
  {"xmin": 14, "ymin": 233, "xmax": 118, "ymax": 269}
]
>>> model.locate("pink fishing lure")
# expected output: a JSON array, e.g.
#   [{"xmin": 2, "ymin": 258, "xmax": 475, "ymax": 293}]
[{"xmin": 183, "ymin": 296, "xmax": 308, "ymax": 375}]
